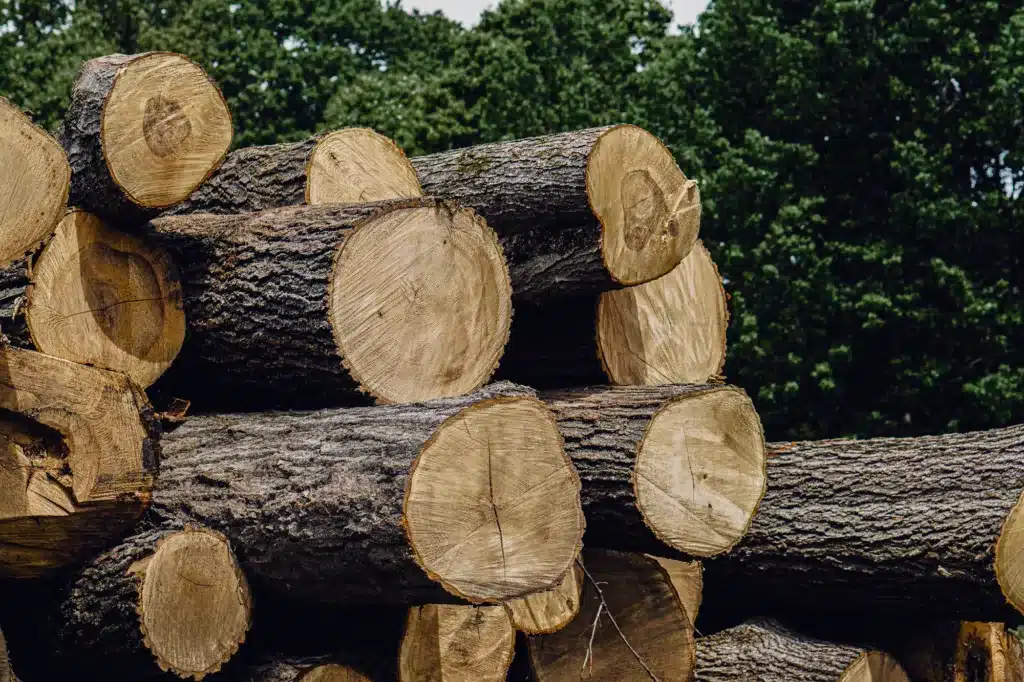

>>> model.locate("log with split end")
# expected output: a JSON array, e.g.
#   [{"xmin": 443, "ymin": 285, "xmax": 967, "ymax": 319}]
[{"xmin": 399, "ymin": 605, "xmax": 514, "ymax": 682}]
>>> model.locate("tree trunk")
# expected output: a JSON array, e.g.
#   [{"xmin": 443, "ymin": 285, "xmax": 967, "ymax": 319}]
[
  {"xmin": 702, "ymin": 426, "xmax": 1024, "ymax": 621},
  {"xmin": 144, "ymin": 383, "xmax": 583, "ymax": 607},
  {"xmin": 167, "ymin": 128, "xmax": 421, "ymax": 216},
  {"xmin": 0, "ymin": 97, "xmax": 69, "ymax": 269},
  {"xmin": 399, "ymin": 605, "xmax": 515, "ymax": 682},
  {"xmin": 542, "ymin": 385, "xmax": 766, "ymax": 559},
  {"xmin": 412, "ymin": 125, "xmax": 701, "ymax": 301},
  {"xmin": 58, "ymin": 52, "xmax": 232, "ymax": 226},
  {"xmin": 0, "ymin": 346, "xmax": 158, "ymax": 580},
  {"xmin": 695, "ymin": 620, "xmax": 910, "ymax": 682},
  {"xmin": 146, "ymin": 198, "xmax": 511, "ymax": 410}
]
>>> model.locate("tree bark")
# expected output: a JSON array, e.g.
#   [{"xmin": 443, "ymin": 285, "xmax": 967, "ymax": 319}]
[
  {"xmin": 0, "ymin": 259, "xmax": 30, "ymax": 347},
  {"xmin": 695, "ymin": 620, "xmax": 909, "ymax": 682},
  {"xmin": 702, "ymin": 426, "xmax": 1024, "ymax": 622}
]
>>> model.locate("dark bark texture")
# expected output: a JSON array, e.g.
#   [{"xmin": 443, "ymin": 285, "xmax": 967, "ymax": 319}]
[
  {"xmin": 147, "ymin": 200, "xmax": 418, "ymax": 411},
  {"xmin": 58, "ymin": 54, "xmax": 157, "ymax": 227},
  {"xmin": 695, "ymin": 620, "xmax": 871, "ymax": 682},
  {"xmin": 0, "ymin": 261, "xmax": 29, "ymax": 347},
  {"xmin": 412, "ymin": 127, "xmax": 615, "ymax": 302},
  {"xmin": 145, "ymin": 383, "xmax": 533, "ymax": 606},
  {"xmin": 542, "ymin": 384, "xmax": 732, "ymax": 556},
  {"xmin": 166, "ymin": 138, "xmax": 318, "ymax": 216},
  {"xmin": 702, "ymin": 426, "xmax": 1024, "ymax": 622}
]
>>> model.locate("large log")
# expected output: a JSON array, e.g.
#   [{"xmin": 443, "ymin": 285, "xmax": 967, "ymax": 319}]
[
  {"xmin": 0, "ymin": 346, "xmax": 158, "ymax": 579},
  {"xmin": 399, "ymin": 605, "xmax": 515, "ymax": 682},
  {"xmin": 58, "ymin": 52, "xmax": 232, "ymax": 225},
  {"xmin": 147, "ymin": 198, "xmax": 511, "ymax": 409},
  {"xmin": 702, "ymin": 426, "xmax": 1024, "ymax": 621},
  {"xmin": 0, "ymin": 210, "xmax": 185, "ymax": 388},
  {"xmin": 544, "ymin": 385, "xmax": 766, "ymax": 559},
  {"xmin": 143, "ymin": 383, "xmax": 584, "ymax": 606},
  {"xmin": 0, "ymin": 97, "xmax": 69, "ymax": 268},
  {"xmin": 695, "ymin": 620, "xmax": 910, "ymax": 682},
  {"xmin": 168, "ymin": 128, "xmax": 422, "ymax": 215}
]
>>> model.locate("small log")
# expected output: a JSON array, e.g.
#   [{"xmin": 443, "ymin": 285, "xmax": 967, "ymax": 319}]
[
  {"xmin": 233, "ymin": 661, "xmax": 374, "ymax": 682},
  {"xmin": 412, "ymin": 126, "xmax": 700, "ymax": 300},
  {"xmin": 147, "ymin": 198, "xmax": 511, "ymax": 409},
  {"xmin": 504, "ymin": 562, "xmax": 583, "ymax": 635},
  {"xmin": 651, "ymin": 557, "xmax": 703, "ymax": 626},
  {"xmin": 0, "ymin": 346, "xmax": 158, "ymax": 579},
  {"xmin": 702, "ymin": 426, "xmax": 1024, "ymax": 620},
  {"xmin": 0, "ymin": 97, "xmax": 69, "ymax": 268},
  {"xmin": 0, "ymin": 210, "xmax": 185, "ymax": 387},
  {"xmin": 169, "ymin": 128, "xmax": 422, "ymax": 215},
  {"xmin": 528, "ymin": 549, "xmax": 695, "ymax": 682},
  {"xmin": 544, "ymin": 385, "xmax": 766, "ymax": 558},
  {"xmin": 58, "ymin": 52, "xmax": 232, "ymax": 225},
  {"xmin": 0, "ymin": 626, "xmax": 16, "ymax": 682},
  {"xmin": 147, "ymin": 383, "xmax": 583, "ymax": 606},
  {"xmin": 399, "ymin": 605, "xmax": 514, "ymax": 681},
  {"xmin": 695, "ymin": 620, "xmax": 910, "ymax": 682}
]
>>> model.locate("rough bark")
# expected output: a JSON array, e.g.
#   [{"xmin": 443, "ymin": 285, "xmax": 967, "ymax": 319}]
[
  {"xmin": 695, "ymin": 620, "xmax": 908, "ymax": 682},
  {"xmin": 0, "ymin": 260, "xmax": 30, "ymax": 347},
  {"xmin": 702, "ymin": 426, "xmax": 1024, "ymax": 621}
]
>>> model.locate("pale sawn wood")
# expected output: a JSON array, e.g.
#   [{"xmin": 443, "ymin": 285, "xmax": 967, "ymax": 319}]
[
  {"xmin": 651, "ymin": 556, "xmax": 703, "ymax": 626},
  {"xmin": 399, "ymin": 605, "xmax": 514, "ymax": 682},
  {"xmin": 504, "ymin": 561, "xmax": 583, "ymax": 635}
]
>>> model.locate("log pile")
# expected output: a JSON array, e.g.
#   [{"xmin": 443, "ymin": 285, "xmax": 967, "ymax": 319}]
[{"xmin": 0, "ymin": 51, "xmax": 1020, "ymax": 682}]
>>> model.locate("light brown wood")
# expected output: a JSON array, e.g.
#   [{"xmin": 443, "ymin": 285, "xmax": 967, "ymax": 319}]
[
  {"xmin": 399, "ymin": 605, "xmax": 514, "ymax": 682},
  {"xmin": 0, "ymin": 626, "xmax": 14, "ymax": 682},
  {"xmin": 404, "ymin": 396, "xmax": 584, "ymax": 602},
  {"xmin": 131, "ymin": 528, "xmax": 251, "ymax": 680},
  {"xmin": 599, "ymin": 240, "xmax": 727, "ymax": 385},
  {"xmin": 329, "ymin": 202, "xmax": 511, "ymax": 404},
  {"xmin": 299, "ymin": 665, "xmax": 373, "ymax": 682},
  {"xmin": 504, "ymin": 561, "xmax": 583, "ymax": 634},
  {"xmin": 25, "ymin": 210, "xmax": 185, "ymax": 387},
  {"xmin": 952, "ymin": 622, "xmax": 1024, "ymax": 682},
  {"xmin": 840, "ymin": 652, "xmax": 912, "ymax": 682},
  {"xmin": 102, "ymin": 53, "xmax": 231, "ymax": 208},
  {"xmin": 996, "ymin": 491, "xmax": 1024, "ymax": 616},
  {"xmin": 528, "ymin": 550, "xmax": 695, "ymax": 681},
  {"xmin": 307, "ymin": 128, "xmax": 423, "ymax": 205},
  {"xmin": 650, "ymin": 557, "xmax": 702, "ymax": 626}
]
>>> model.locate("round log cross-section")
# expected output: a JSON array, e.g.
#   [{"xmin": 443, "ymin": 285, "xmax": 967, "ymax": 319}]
[
  {"xmin": 0, "ymin": 97, "xmax": 70, "ymax": 268},
  {"xmin": 504, "ymin": 561, "xmax": 583, "ymax": 634},
  {"xmin": 399, "ymin": 605, "xmax": 515, "ymax": 682},
  {"xmin": 59, "ymin": 52, "xmax": 232, "ymax": 224}
]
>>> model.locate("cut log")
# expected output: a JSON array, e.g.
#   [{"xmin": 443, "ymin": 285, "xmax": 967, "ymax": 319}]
[
  {"xmin": 169, "ymin": 128, "xmax": 422, "ymax": 215},
  {"xmin": 412, "ymin": 125, "xmax": 700, "ymax": 300},
  {"xmin": 0, "ymin": 210, "xmax": 185, "ymax": 387},
  {"xmin": 146, "ymin": 198, "xmax": 511, "ymax": 409},
  {"xmin": 543, "ymin": 385, "xmax": 766, "ymax": 558},
  {"xmin": 145, "ymin": 383, "xmax": 583, "ymax": 605},
  {"xmin": 0, "ymin": 346, "xmax": 158, "ymax": 578},
  {"xmin": 695, "ymin": 620, "xmax": 910, "ymax": 682},
  {"xmin": 399, "ymin": 605, "xmax": 514, "ymax": 681},
  {"xmin": 0, "ymin": 97, "xmax": 70, "ymax": 268},
  {"xmin": 233, "ymin": 661, "xmax": 374, "ymax": 682},
  {"xmin": 702, "ymin": 426, "xmax": 1024, "ymax": 620},
  {"xmin": 0, "ymin": 626, "xmax": 16, "ymax": 682},
  {"xmin": 885, "ymin": 621, "xmax": 1024, "ymax": 682},
  {"xmin": 527, "ymin": 549, "xmax": 695, "ymax": 682},
  {"xmin": 504, "ymin": 562, "xmax": 583, "ymax": 635},
  {"xmin": 58, "ymin": 52, "xmax": 232, "ymax": 225},
  {"xmin": 651, "ymin": 557, "xmax": 703, "ymax": 626}
]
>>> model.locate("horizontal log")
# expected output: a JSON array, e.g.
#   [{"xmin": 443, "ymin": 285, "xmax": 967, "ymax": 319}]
[{"xmin": 399, "ymin": 605, "xmax": 514, "ymax": 682}]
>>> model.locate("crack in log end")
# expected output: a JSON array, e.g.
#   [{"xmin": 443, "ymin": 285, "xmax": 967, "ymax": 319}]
[
  {"xmin": 0, "ymin": 409, "xmax": 73, "ymax": 521},
  {"xmin": 143, "ymin": 94, "xmax": 192, "ymax": 158}
]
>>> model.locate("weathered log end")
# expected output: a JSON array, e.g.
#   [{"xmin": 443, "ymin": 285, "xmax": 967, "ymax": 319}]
[
  {"xmin": 0, "ymin": 97, "xmax": 70, "ymax": 268},
  {"xmin": 504, "ymin": 561, "xmax": 583, "ymax": 635},
  {"xmin": 404, "ymin": 395, "xmax": 584, "ymax": 603},
  {"xmin": 133, "ymin": 528, "xmax": 251, "ymax": 680},
  {"xmin": 634, "ymin": 386, "xmax": 766, "ymax": 557},
  {"xmin": 528, "ymin": 550, "xmax": 696, "ymax": 682},
  {"xmin": 599, "ymin": 240, "xmax": 728, "ymax": 385},
  {"xmin": 25, "ymin": 210, "xmax": 185, "ymax": 387},
  {"xmin": 306, "ymin": 128, "xmax": 423, "ymax": 204},
  {"xmin": 0, "ymin": 346, "xmax": 157, "ymax": 578},
  {"xmin": 588, "ymin": 124, "xmax": 700, "ymax": 286},
  {"xmin": 839, "ymin": 652, "xmax": 910, "ymax": 682},
  {"xmin": 330, "ymin": 200, "xmax": 511, "ymax": 403},
  {"xmin": 399, "ymin": 605, "xmax": 514, "ymax": 681},
  {"xmin": 995, "ymin": 489, "xmax": 1024, "ymax": 616}
]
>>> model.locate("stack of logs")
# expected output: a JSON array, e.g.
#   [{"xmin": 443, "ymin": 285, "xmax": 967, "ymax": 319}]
[{"xmin": 0, "ymin": 51, "xmax": 1022, "ymax": 682}]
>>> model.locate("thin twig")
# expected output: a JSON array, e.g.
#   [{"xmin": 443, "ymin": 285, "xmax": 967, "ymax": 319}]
[{"xmin": 580, "ymin": 601, "xmax": 603, "ymax": 676}]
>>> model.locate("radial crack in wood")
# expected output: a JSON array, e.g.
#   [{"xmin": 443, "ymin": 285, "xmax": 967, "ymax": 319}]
[
  {"xmin": 0, "ymin": 97, "xmax": 70, "ymax": 268},
  {"xmin": 504, "ymin": 561, "xmax": 583, "ymax": 634},
  {"xmin": 59, "ymin": 52, "xmax": 232, "ymax": 224},
  {"xmin": 399, "ymin": 604, "xmax": 514, "ymax": 682}
]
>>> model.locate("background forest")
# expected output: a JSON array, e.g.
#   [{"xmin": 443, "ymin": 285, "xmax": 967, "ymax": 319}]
[{"xmin": 4, "ymin": 0, "xmax": 1022, "ymax": 440}]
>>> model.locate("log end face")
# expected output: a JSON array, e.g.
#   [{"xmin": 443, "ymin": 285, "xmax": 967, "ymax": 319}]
[
  {"xmin": 634, "ymin": 387, "xmax": 766, "ymax": 557},
  {"xmin": 588, "ymin": 125, "xmax": 698, "ymax": 287},
  {"xmin": 298, "ymin": 665, "xmax": 373, "ymax": 682},
  {"xmin": 405, "ymin": 396, "xmax": 584, "ymax": 603},
  {"xmin": 306, "ymin": 128, "xmax": 423, "ymax": 204},
  {"xmin": 995, "ymin": 489, "xmax": 1024, "ymax": 616},
  {"xmin": 598, "ymin": 240, "xmax": 727, "ymax": 385},
  {"xmin": 0, "ymin": 97, "xmax": 71, "ymax": 268},
  {"xmin": 399, "ymin": 605, "xmax": 514, "ymax": 682},
  {"xmin": 330, "ymin": 200, "xmax": 512, "ymax": 404},
  {"xmin": 103, "ymin": 53, "xmax": 232, "ymax": 208},
  {"xmin": 504, "ymin": 561, "xmax": 583, "ymax": 634},
  {"xmin": 138, "ymin": 528, "xmax": 252, "ymax": 680},
  {"xmin": 26, "ymin": 211, "xmax": 185, "ymax": 388},
  {"xmin": 839, "ymin": 652, "xmax": 911, "ymax": 682}
]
